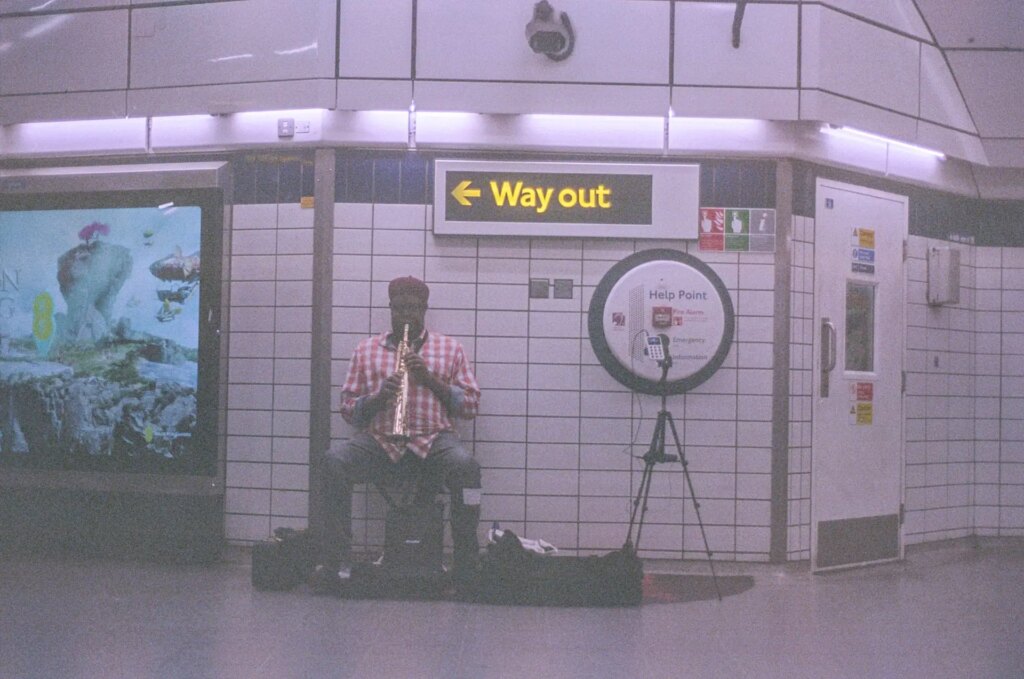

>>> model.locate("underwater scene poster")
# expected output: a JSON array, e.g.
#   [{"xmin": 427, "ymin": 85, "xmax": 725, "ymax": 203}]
[{"xmin": 0, "ymin": 205, "xmax": 204, "ymax": 473}]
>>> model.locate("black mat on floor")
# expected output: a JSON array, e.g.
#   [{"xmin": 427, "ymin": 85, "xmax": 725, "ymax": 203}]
[
  {"xmin": 641, "ymin": 573, "xmax": 755, "ymax": 604},
  {"xmin": 331, "ymin": 556, "xmax": 642, "ymax": 607},
  {"xmin": 315, "ymin": 569, "xmax": 754, "ymax": 606}
]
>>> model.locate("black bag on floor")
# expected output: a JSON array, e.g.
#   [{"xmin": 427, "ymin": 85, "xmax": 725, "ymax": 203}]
[
  {"xmin": 251, "ymin": 527, "xmax": 315, "ymax": 591},
  {"xmin": 472, "ymin": 529, "xmax": 643, "ymax": 607}
]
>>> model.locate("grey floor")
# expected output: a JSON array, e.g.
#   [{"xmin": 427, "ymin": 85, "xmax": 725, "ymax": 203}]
[{"xmin": 1, "ymin": 539, "xmax": 1022, "ymax": 679}]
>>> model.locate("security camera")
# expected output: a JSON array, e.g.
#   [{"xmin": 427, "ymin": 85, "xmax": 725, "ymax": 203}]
[{"xmin": 525, "ymin": 1, "xmax": 575, "ymax": 62}]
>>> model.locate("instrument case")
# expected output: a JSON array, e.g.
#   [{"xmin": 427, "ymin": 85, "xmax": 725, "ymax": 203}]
[{"xmin": 469, "ymin": 529, "xmax": 643, "ymax": 607}]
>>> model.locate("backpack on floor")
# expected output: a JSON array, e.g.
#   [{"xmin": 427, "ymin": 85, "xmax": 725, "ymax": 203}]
[{"xmin": 251, "ymin": 527, "xmax": 315, "ymax": 591}]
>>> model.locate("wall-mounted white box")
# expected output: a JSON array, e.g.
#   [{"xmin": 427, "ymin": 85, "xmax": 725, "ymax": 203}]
[{"xmin": 927, "ymin": 246, "xmax": 961, "ymax": 306}]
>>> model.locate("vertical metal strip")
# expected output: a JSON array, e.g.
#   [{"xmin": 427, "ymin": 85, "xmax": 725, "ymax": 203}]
[
  {"xmin": 664, "ymin": 2, "xmax": 676, "ymax": 153},
  {"xmin": 770, "ymin": 160, "xmax": 794, "ymax": 563},
  {"xmin": 308, "ymin": 149, "xmax": 336, "ymax": 535},
  {"xmin": 217, "ymin": 167, "xmax": 235, "ymax": 490}
]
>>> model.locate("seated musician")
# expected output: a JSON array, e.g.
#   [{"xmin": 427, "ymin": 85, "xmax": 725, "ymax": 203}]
[{"xmin": 311, "ymin": 275, "xmax": 482, "ymax": 592}]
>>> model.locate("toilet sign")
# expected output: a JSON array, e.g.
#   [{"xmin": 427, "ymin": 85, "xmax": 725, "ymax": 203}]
[{"xmin": 434, "ymin": 160, "xmax": 699, "ymax": 239}]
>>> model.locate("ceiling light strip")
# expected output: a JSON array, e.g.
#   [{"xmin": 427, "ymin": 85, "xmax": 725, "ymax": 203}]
[{"xmin": 820, "ymin": 124, "xmax": 946, "ymax": 160}]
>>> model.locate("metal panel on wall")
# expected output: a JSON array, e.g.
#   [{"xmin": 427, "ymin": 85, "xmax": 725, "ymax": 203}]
[
  {"xmin": 416, "ymin": 0, "xmax": 669, "ymax": 83},
  {"xmin": 674, "ymin": 2, "xmax": 798, "ymax": 89},
  {"xmin": 0, "ymin": 0, "xmax": 127, "ymax": 12},
  {"xmin": 414, "ymin": 0, "xmax": 670, "ymax": 115},
  {"xmin": 338, "ymin": 0, "xmax": 413, "ymax": 79},
  {"xmin": 129, "ymin": 0, "xmax": 336, "ymax": 89},
  {"xmin": 801, "ymin": 6, "xmax": 921, "ymax": 118},
  {"xmin": 0, "ymin": 9, "xmax": 129, "ymax": 95}
]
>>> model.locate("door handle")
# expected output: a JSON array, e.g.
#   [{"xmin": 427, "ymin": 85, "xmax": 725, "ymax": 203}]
[{"xmin": 821, "ymin": 317, "xmax": 837, "ymax": 397}]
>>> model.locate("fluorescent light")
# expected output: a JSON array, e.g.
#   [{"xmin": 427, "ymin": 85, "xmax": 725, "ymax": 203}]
[
  {"xmin": 22, "ymin": 15, "xmax": 68, "ymax": 39},
  {"xmin": 158, "ymin": 202, "xmax": 175, "ymax": 210},
  {"xmin": 209, "ymin": 54, "xmax": 253, "ymax": 63},
  {"xmin": 274, "ymin": 42, "xmax": 318, "ymax": 56},
  {"xmin": 820, "ymin": 124, "xmax": 945, "ymax": 159},
  {"xmin": 675, "ymin": 117, "xmax": 768, "ymax": 132}
]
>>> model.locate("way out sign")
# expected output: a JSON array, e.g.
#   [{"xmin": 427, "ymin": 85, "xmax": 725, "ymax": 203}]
[{"xmin": 433, "ymin": 160, "xmax": 699, "ymax": 239}]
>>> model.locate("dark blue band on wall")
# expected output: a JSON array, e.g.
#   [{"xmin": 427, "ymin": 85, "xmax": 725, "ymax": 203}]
[
  {"xmin": 233, "ymin": 153, "xmax": 777, "ymax": 212},
  {"xmin": 232, "ymin": 154, "xmax": 1022, "ymax": 248},
  {"xmin": 793, "ymin": 162, "xmax": 1024, "ymax": 247}
]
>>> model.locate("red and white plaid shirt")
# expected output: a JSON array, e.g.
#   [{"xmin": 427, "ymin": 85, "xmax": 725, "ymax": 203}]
[{"xmin": 339, "ymin": 329, "xmax": 480, "ymax": 462}]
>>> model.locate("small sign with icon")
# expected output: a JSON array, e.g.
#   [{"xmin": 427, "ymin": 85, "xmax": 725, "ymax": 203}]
[{"xmin": 699, "ymin": 208, "xmax": 776, "ymax": 253}]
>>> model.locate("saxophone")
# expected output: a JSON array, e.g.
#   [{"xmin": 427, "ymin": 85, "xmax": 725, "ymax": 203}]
[{"xmin": 389, "ymin": 323, "xmax": 411, "ymax": 440}]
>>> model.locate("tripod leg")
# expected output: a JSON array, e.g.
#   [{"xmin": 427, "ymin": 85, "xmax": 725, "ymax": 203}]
[
  {"xmin": 665, "ymin": 412, "xmax": 723, "ymax": 602},
  {"xmin": 625, "ymin": 413, "xmax": 666, "ymax": 552},
  {"xmin": 626, "ymin": 460, "xmax": 656, "ymax": 552},
  {"xmin": 626, "ymin": 459, "xmax": 649, "ymax": 547},
  {"xmin": 636, "ymin": 413, "xmax": 670, "ymax": 551}
]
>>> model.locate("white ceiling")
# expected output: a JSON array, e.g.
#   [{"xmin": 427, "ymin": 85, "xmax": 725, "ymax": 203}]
[
  {"xmin": 915, "ymin": 0, "xmax": 1024, "ymax": 48},
  {"xmin": 913, "ymin": 0, "xmax": 1024, "ymax": 156}
]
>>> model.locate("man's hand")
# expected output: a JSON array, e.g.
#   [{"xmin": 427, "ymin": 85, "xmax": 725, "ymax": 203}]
[
  {"xmin": 403, "ymin": 353, "xmax": 432, "ymax": 385},
  {"xmin": 403, "ymin": 353, "xmax": 452, "ymax": 406},
  {"xmin": 373, "ymin": 373, "xmax": 403, "ymax": 409}
]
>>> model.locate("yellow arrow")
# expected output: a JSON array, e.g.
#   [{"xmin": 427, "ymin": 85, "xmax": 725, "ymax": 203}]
[{"xmin": 451, "ymin": 179, "xmax": 481, "ymax": 206}]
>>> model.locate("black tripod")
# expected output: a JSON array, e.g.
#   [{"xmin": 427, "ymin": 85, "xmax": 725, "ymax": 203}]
[{"xmin": 624, "ymin": 353, "xmax": 722, "ymax": 601}]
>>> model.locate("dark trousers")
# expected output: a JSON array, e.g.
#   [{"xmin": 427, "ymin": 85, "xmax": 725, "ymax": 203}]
[{"xmin": 318, "ymin": 431, "xmax": 481, "ymax": 570}]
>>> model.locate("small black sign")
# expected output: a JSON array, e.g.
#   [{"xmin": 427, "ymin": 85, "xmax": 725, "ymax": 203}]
[{"xmin": 445, "ymin": 171, "xmax": 653, "ymax": 225}]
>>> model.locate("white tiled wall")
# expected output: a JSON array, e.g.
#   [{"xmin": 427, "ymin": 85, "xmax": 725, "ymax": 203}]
[
  {"xmin": 224, "ymin": 204, "xmax": 315, "ymax": 542},
  {"xmin": 904, "ymin": 237, "xmax": 976, "ymax": 542},
  {"xmin": 971, "ymin": 244, "xmax": 1001, "ymax": 536},
  {"xmin": 981, "ymin": 246, "xmax": 1024, "ymax": 536},
  {"xmin": 887, "ymin": 237, "xmax": 1024, "ymax": 544},
  {"xmin": 787, "ymin": 215, "xmax": 814, "ymax": 560},
  {"xmin": 221, "ymin": 200, "xmax": 1024, "ymax": 558},
  {"xmin": 327, "ymin": 203, "xmax": 776, "ymax": 561}
]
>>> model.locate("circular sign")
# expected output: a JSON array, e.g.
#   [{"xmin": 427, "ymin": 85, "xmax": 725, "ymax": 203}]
[{"xmin": 588, "ymin": 249, "xmax": 735, "ymax": 395}]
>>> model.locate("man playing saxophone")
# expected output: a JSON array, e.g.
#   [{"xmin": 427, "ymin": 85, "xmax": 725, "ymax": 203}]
[{"xmin": 312, "ymin": 276, "xmax": 482, "ymax": 593}]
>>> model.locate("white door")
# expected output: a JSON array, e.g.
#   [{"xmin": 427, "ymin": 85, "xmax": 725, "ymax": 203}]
[{"xmin": 811, "ymin": 179, "xmax": 907, "ymax": 572}]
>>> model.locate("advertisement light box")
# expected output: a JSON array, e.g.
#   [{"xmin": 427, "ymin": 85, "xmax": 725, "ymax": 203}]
[{"xmin": 0, "ymin": 187, "xmax": 222, "ymax": 478}]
